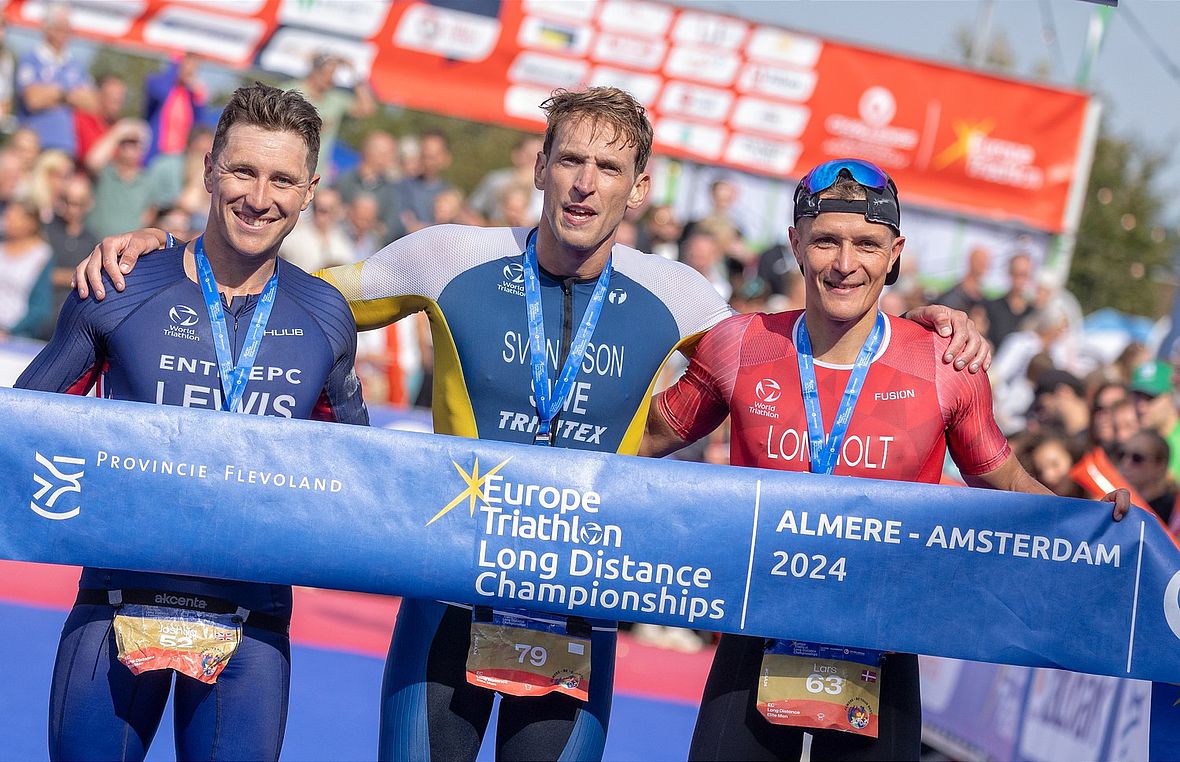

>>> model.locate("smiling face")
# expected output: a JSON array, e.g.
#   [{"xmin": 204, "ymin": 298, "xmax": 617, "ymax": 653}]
[
  {"xmin": 534, "ymin": 116, "xmax": 649, "ymax": 276},
  {"xmin": 203, "ymin": 123, "xmax": 318, "ymax": 261},
  {"xmin": 789, "ymin": 212, "xmax": 904, "ymax": 328}
]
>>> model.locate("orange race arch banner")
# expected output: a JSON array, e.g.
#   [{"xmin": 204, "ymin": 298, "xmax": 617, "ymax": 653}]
[{"xmin": 6, "ymin": 0, "xmax": 1092, "ymax": 232}]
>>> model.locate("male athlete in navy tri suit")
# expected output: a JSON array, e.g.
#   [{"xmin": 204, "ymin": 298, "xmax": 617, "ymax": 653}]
[
  {"xmin": 75, "ymin": 91, "xmax": 991, "ymax": 761},
  {"xmin": 19, "ymin": 84, "xmax": 367, "ymax": 761}
]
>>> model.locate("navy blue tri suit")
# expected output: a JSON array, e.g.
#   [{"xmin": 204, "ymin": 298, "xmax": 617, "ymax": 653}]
[
  {"xmin": 16, "ymin": 245, "xmax": 368, "ymax": 761},
  {"xmin": 318, "ymin": 225, "xmax": 733, "ymax": 760}
]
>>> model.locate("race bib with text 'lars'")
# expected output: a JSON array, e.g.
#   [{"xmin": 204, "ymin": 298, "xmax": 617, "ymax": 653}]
[{"xmin": 757, "ymin": 639, "xmax": 883, "ymax": 737}]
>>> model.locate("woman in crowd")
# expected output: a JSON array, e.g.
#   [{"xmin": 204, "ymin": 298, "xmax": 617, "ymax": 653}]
[
  {"xmin": 25, "ymin": 149, "xmax": 73, "ymax": 224},
  {"xmin": 0, "ymin": 200, "xmax": 53, "ymax": 337}
]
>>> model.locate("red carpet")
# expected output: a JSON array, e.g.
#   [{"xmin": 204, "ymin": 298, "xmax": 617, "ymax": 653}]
[{"xmin": 0, "ymin": 560, "xmax": 713, "ymax": 704}]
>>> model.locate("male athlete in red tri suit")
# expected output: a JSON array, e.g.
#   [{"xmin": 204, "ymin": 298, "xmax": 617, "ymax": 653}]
[{"xmin": 642, "ymin": 159, "xmax": 1129, "ymax": 761}]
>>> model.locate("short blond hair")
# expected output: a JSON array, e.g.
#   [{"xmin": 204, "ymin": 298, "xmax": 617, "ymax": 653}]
[{"xmin": 541, "ymin": 87, "xmax": 653, "ymax": 174}]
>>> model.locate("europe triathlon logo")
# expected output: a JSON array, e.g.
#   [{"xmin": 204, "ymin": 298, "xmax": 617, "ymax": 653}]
[
  {"xmin": 428, "ymin": 456, "xmax": 617, "ymax": 547},
  {"xmin": 30, "ymin": 452, "xmax": 86, "ymax": 520},
  {"xmin": 427, "ymin": 457, "xmax": 513, "ymax": 525}
]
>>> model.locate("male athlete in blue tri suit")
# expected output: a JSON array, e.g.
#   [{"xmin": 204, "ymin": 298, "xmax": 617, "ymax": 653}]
[
  {"xmin": 76, "ymin": 88, "xmax": 990, "ymax": 760},
  {"xmin": 19, "ymin": 84, "xmax": 367, "ymax": 761}
]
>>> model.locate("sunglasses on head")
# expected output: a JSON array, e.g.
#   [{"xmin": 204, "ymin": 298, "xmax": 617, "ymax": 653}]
[
  {"xmin": 799, "ymin": 159, "xmax": 892, "ymax": 195},
  {"xmin": 792, "ymin": 159, "xmax": 902, "ymax": 278}
]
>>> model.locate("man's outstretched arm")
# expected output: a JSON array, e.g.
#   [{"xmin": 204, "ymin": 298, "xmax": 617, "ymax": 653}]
[
  {"xmin": 964, "ymin": 455, "xmax": 1130, "ymax": 522},
  {"xmin": 73, "ymin": 228, "xmax": 171, "ymax": 299},
  {"xmin": 904, "ymin": 304, "xmax": 992, "ymax": 373}
]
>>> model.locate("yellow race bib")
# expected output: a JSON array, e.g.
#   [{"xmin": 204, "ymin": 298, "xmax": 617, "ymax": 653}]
[
  {"xmin": 466, "ymin": 609, "xmax": 591, "ymax": 701},
  {"xmin": 113, "ymin": 604, "xmax": 241, "ymax": 684},
  {"xmin": 757, "ymin": 640, "xmax": 882, "ymax": 737}
]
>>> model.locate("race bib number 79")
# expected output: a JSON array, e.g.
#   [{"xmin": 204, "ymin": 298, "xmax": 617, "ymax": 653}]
[{"xmin": 466, "ymin": 610, "xmax": 591, "ymax": 701}]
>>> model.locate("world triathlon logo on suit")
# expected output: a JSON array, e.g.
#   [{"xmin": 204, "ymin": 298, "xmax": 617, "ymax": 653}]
[
  {"xmin": 165, "ymin": 304, "xmax": 201, "ymax": 341},
  {"xmin": 749, "ymin": 378, "xmax": 781, "ymax": 419},
  {"xmin": 499, "ymin": 263, "xmax": 525, "ymax": 296},
  {"xmin": 169, "ymin": 305, "xmax": 199, "ymax": 326},
  {"xmin": 30, "ymin": 452, "xmax": 86, "ymax": 520}
]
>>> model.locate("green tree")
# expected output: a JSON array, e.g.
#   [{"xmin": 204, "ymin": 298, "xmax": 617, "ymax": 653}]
[{"xmin": 1067, "ymin": 126, "xmax": 1173, "ymax": 317}]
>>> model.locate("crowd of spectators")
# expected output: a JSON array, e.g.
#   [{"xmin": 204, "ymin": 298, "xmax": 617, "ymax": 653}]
[{"xmin": 1, "ymin": 10, "xmax": 1178, "ymax": 655}]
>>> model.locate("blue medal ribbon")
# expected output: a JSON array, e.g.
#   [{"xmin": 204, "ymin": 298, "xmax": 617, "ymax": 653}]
[
  {"xmin": 194, "ymin": 236, "xmax": 279, "ymax": 413},
  {"xmin": 796, "ymin": 311, "xmax": 886, "ymax": 475},
  {"xmin": 788, "ymin": 311, "xmax": 887, "ymax": 665},
  {"xmin": 521, "ymin": 230, "xmax": 612, "ymax": 445}
]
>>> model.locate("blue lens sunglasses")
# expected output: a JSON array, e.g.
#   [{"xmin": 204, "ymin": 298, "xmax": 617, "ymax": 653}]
[{"xmin": 800, "ymin": 158, "xmax": 891, "ymax": 195}]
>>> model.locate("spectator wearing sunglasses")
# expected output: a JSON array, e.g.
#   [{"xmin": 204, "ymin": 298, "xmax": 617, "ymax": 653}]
[
  {"xmin": 1129, "ymin": 360, "xmax": 1180, "ymax": 482},
  {"xmin": 1117, "ymin": 429, "xmax": 1177, "ymax": 526},
  {"xmin": 1088, "ymin": 382, "xmax": 1130, "ymax": 456}
]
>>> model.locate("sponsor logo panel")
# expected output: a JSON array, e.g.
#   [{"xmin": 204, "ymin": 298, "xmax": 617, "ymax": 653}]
[
  {"xmin": 21, "ymin": 0, "xmax": 143, "ymax": 37},
  {"xmin": 737, "ymin": 62, "xmax": 818, "ymax": 102},
  {"xmin": 654, "ymin": 118, "xmax": 726, "ymax": 160},
  {"xmin": 746, "ymin": 27, "xmax": 823, "ymax": 68},
  {"xmin": 508, "ymin": 52, "xmax": 588, "ymax": 89},
  {"xmin": 517, "ymin": 15, "xmax": 593, "ymax": 57},
  {"xmin": 142, "ymin": 6, "xmax": 266, "ymax": 65},
  {"xmin": 591, "ymin": 32, "xmax": 667, "ymax": 71},
  {"xmin": 523, "ymin": 0, "xmax": 597, "ymax": 23},
  {"xmin": 504, "ymin": 85, "xmax": 554, "ymax": 122},
  {"xmin": 664, "ymin": 46, "xmax": 740, "ymax": 86},
  {"xmin": 725, "ymin": 134, "xmax": 801, "ymax": 175},
  {"xmin": 731, "ymin": 97, "xmax": 809, "ymax": 139},
  {"xmin": 671, "ymin": 11, "xmax": 748, "ymax": 49},
  {"xmin": 598, "ymin": 0, "xmax": 672, "ymax": 37},
  {"xmin": 659, "ymin": 82, "xmax": 733, "ymax": 123},
  {"xmin": 396, "ymin": 4, "xmax": 501, "ymax": 62},
  {"xmin": 277, "ymin": 0, "xmax": 388, "ymax": 39}
]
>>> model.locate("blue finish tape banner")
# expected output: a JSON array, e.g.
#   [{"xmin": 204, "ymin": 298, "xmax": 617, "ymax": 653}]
[{"xmin": 2, "ymin": 387, "xmax": 1179, "ymax": 683}]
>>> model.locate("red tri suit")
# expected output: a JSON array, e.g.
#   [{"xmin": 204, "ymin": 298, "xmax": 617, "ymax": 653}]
[{"xmin": 657, "ymin": 310, "xmax": 1010, "ymax": 480}]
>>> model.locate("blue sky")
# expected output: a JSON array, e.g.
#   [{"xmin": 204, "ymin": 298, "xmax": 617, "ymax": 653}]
[{"xmin": 700, "ymin": 0, "xmax": 1180, "ymax": 226}]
